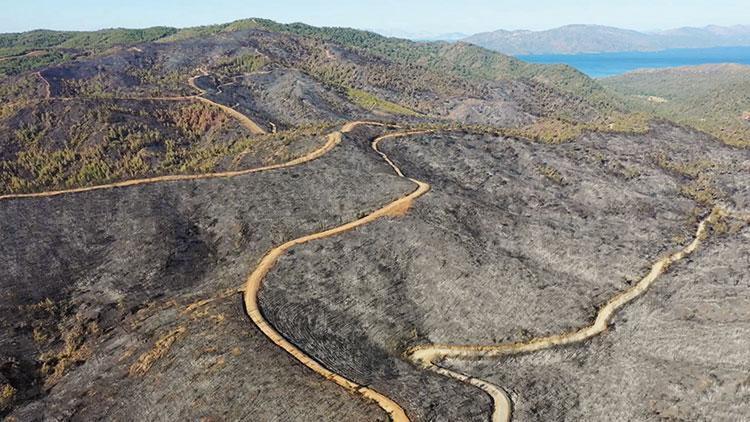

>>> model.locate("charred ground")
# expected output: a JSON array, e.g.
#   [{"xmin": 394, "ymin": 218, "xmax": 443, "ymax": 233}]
[{"xmin": 1, "ymin": 18, "xmax": 749, "ymax": 422}]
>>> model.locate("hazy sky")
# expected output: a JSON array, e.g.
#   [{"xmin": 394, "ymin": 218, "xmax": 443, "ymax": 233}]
[{"xmin": 3, "ymin": 0, "xmax": 749, "ymax": 35}]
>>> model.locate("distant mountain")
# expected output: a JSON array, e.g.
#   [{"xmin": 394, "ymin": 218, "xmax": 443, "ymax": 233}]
[
  {"xmin": 369, "ymin": 28, "xmax": 469, "ymax": 41},
  {"xmin": 465, "ymin": 24, "xmax": 750, "ymax": 55},
  {"xmin": 417, "ymin": 32, "xmax": 469, "ymax": 42},
  {"xmin": 657, "ymin": 25, "xmax": 750, "ymax": 48}
]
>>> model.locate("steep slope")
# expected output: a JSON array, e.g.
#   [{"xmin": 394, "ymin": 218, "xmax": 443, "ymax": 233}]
[
  {"xmin": 1, "ymin": 18, "xmax": 631, "ymax": 123},
  {"xmin": 0, "ymin": 124, "xmax": 423, "ymax": 420},
  {"xmin": 1, "ymin": 18, "xmax": 650, "ymax": 196},
  {"xmin": 0, "ymin": 97, "xmax": 283, "ymax": 194},
  {"xmin": 447, "ymin": 224, "xmax": 750, "ymax": 421},
  {"xmin": 260, "ymin": 124, "xmax": 749, "ymax": 421},
  {"xmin": 5, "ymin": 17, "xmax": 748, "ymax": 422}
]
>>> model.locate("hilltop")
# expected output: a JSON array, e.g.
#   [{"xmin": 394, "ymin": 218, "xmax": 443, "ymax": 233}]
[{"xmin": 0, "ymin": 18, "xmax": 650, "ymax": 195}]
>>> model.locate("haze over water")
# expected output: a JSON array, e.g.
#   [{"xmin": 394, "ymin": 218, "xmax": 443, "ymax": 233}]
[{"xmin": 518, "ymin": 46, "xmax": 750, "ymax": 77}]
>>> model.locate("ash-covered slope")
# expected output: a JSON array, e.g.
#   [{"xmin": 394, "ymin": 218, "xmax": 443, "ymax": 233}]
[
  {"xmin": 2, "ymin": 17, "xmax": 748, "ymax": 422},
  {"xmin": 0, "ymin": 125, "xmax": 420, "ymax": 420},
  {"xmin": 1, "ymin": 19, "xmax": 646, "ymax": 197},
  {"xmin": 2, "ymin": 18, "xmax": 629, "ymax": 128},
  {"xmin": 259, "ymin": 124, "xmax": 749, "ymax": 420}
]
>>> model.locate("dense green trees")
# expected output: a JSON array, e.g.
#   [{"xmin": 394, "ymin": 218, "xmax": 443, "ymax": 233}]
[
  {"xmin": 0, "ymin": 27, "xmax": 177, "ymax": 56},
  {"xmin": 603, "ymin": 64, "xmax": 750, "ymax": 147}
]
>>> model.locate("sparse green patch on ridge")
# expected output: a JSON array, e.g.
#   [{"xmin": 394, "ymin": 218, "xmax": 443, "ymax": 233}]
[
  {"xmin": 0, "ymin": 27, "xmax": 177, "ymax": 56},
  {"xmin": 346, "ymin": 88, "xmax": 421, "ymax": 116},
  {"xmin": 0, "ymin": 18, "xmax": 700, "ymax": 195},
  {"xmin": 0, "ymin": 97, "xmax": 329, "ymax": 195}
]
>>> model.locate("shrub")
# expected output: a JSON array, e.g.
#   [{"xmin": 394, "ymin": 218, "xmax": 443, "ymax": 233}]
[
  {"xmin": 0, "ymin": 384, "xmax": 16, "ymax": 411},
  {"xmin": 537, "ymin": 164, "xmax": 566, "ymax": 185},
  {"xmin": 347, "ymin": 87, "xmax": 420, "ymax": 116}
]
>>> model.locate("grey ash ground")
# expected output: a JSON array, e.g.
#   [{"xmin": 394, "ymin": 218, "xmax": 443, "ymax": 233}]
[
  {"xmin": 260, "ymin": 125, "xmax": 749, "ymax": 420},
  {"xmin": 1, "ymin": 18, "xmax": 750, "ymax": 422},
  {"xmin": 1, "ymin": 128, "xmax": 412, "ymax": 421}
]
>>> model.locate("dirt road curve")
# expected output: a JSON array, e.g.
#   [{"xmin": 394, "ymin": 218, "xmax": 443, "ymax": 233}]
[
  {"xmin": 188, "ymin": 72, "xmax": 267, "ymax": 134},
  {"xmin": 0, "ymin": 111, "xmax": 389, "ymax": 200},
  {"xmin": 6, "ymin": 69, "xmax": 748, "ymax": 422},
  {"xmin": 0, "ymin": 116, "xmax": 411, "ymax": 419},
  {"xmin": 34, "ymin": 70, "xmax": 267, "ymax": 134},
  {"xmin": 368, "ymin": 131, "xmax": 745, "ymax": 422},
  {"xmin": 405, "ymin": 207, "xmax": 734, "ymax": 421},
  {"xmin": 0, "ymin": 127, "xmax": 335, "ymax": 200},
  {"xmin": 242, "ymin": 129, "xmax": 429, "ymax": 422}
]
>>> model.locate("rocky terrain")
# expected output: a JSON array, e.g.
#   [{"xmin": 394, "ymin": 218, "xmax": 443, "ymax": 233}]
[{"xmin": 1, "ymin": 17, "xmax": 749, "ymax": 422}]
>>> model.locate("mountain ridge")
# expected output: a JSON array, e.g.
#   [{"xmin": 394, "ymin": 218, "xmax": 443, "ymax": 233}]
[{"xmin": 465, "ymin": 23, "xmax": 750, "ymax": 55}]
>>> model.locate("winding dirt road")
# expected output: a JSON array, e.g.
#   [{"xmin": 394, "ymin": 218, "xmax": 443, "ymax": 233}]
[
  {"xmin": 404, "ymin": 206, "xmax": 728, "ymax": 422},
  {"xmin": 6, "ymin": 68, "xmax": 414, "ymax": 416},
  {"xmin": 188, "ymin": 71, "xmax": 267, "ymax": 134},
  {"xmin": 0, "ymin": 126, "xmax": 331, "ymax": 200},
  {"xmin": 35, "ymin": 71, "xmax": 51, "ymax": 99},
  {"xmin": 242, "ymin": 129, "xmax": 430, "ymax": 422},
  {"xmin": 34, "ymin": 70, "xmax": 266, "ymax": 134},
  {"xmin": 6, "ymin": 70, "xmax": 749, "ymax": 422},
  {"xmin": 0, "ymin": 120, "xmax": 419, "ymax": 419},
  {"xmin": 2, "ymin": 72, "xmax": 325, "ymax": 200},
  {"xmin": 0, "ymin": 120, "xmax": 395, "ymax": 201},
  {"xmin": 364, "ymin": 131, "xmax": 744, "ymax": 422},
  {"xmin": 0, "ymin": 50, "xmax": 47, "ymax": 63}
]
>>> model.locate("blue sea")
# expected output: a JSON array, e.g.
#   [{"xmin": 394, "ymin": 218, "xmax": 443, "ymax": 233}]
[{"xmin": 517, "ymin": 46, "xmax": 750, "ymax": 78}]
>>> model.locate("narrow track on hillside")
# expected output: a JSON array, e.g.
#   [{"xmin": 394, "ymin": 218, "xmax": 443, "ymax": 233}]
[
  {"xmin": 10, "ymin": 70, "xmax": 750, "ymax": 422},
  {"xmin": 36, "ymin": 71, "xmax": 51, "ymax": 99},
  {"xmin": 241, "ymin": 130, "xmax": 431, "ymax": 422},
  {"xmin": 0, "ymin": 121, "xmax": 419, "ymax": 419},
  {"xmin": 363, "ymin": 131, "xmax": 746, "ymax": 421},
  {"xmin": 7, "ymin": 66, "xmax": 417, "ymax": 419},
  {"xmin": 187, "ymin": 71, "xmax": 268, "ymax": 134},
  {"xmin": 0, "ymin": 120, "xmax": 389, "ymax": 200},
  {"xmin": 405, "ymin": 206, "xmax": 730, "ymax": 421},
  {"xmin": 0, "ymin": 51, "xmax": 43, "ymax": 62},
  {"xmin": 385, "ymin": 156, "xmax": 750, "ymax": 421},
  {"xmin": 34, "ymin": 70, "xmax": 267, "ymax": 134},
  {"xmin": 2, "ymin": 72, "xmax": 350, "ymax": 200}
]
